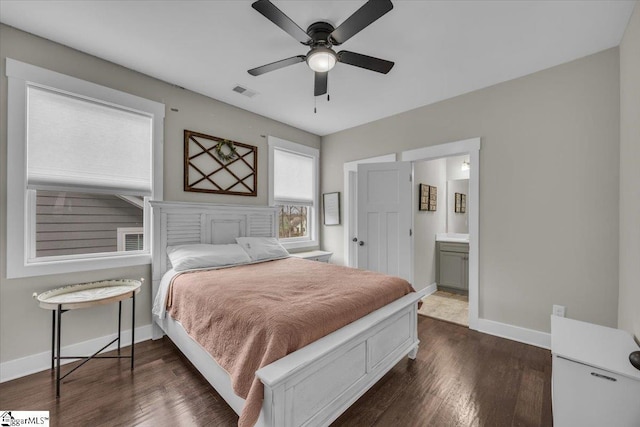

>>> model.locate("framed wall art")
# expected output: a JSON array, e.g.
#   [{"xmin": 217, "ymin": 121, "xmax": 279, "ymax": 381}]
[
  {"xmin": 184, "ymin": 130, "xmax": 257, "ymax": 196},
  {"xmin": 419, "ymin": 184, "xmax": 437, "ymax": 211},
  {"xmin": 419, "ymin": 183, "xmax": 429, "ymax": 211},
  {"xmin": 323, "ymin": 192, "xmax": 340, "ymax": 225},
  {"xmin": 428, "ymin": 185, "xmax": 437, "ymax": 211},
  {"xmin": 455, "ymin": 192, "xmax": 467, "ymax": 213}
]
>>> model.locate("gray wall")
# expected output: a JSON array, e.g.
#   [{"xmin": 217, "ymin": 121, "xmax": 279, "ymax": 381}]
[
  {"xmin": 618, "ymin": 2, "xmax": 640, "ymax": 340},
  {"xmin": 0, "ymin": 24, "xmax": 320, "ymax": 364},
  {"xmin": 321, "ymin": 48, "xmax": 621, "ymax": 333}
]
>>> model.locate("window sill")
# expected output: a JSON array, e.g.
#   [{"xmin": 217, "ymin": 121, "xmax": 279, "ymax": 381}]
[
  {"xmin": 7, "ymin": 253, "xmax": 151, "ymax": 279},
  {"xmin": 281, "ymin": 239, "xmax": 319, "ymax": 252}
]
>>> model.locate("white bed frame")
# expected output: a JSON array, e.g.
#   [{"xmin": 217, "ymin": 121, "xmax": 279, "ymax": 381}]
[{"xmin": 150, "ymin": 201, "xmax": 426, "ymax": 427}]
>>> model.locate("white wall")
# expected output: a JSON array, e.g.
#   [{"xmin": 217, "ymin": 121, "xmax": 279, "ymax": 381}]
[
  {"xmin": 321, "ymin": 48, "xmax": 620, "ymax": 334},
  {"xmin": 0, "ymin": 24, "xmax": 321, "ymax": 366},
  {"xmin": 413, "ymin": 158, "xmax": 447, "ymax": 289},
  {"xmin": 618, "ymin": 1, "xmax": 640, "ymax": 340}
]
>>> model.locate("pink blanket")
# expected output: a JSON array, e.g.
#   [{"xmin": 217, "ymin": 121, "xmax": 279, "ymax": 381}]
[{"xmin": 167, "ymin": 257, "xmax": 414, "ymax": 426}]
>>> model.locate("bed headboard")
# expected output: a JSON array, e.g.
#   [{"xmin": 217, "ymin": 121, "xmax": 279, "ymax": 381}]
[{"xmin": 149, "ymin": 200, "xmax": 278, "ymax": 282}]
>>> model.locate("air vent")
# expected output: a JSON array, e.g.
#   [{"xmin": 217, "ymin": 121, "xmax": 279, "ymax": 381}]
[
  {"xmin": 117, "ymin": 227, "xmax": 144, "ymax": 252},
  {"xmin": 232, "ymin": 84, "xmax": 258, "ymax": 98}
]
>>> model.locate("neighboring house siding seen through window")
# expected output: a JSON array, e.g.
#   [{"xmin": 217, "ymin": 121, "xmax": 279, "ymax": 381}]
[
  {"xmin": 36, "ymin": 191, "xmax": 144, "ymax": 257},
  {"xmin": 5, "ymin": 59, "xmax": 164, "ymax": 278},
  {"xmin": 268, "ymin": 136, "xmax": 319, "ymax": 250}
]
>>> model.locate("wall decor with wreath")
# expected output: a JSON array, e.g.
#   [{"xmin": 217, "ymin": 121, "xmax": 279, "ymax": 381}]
[{"xmin": 184, "ymin": 130, "xmax": 258, "ymax": 196}]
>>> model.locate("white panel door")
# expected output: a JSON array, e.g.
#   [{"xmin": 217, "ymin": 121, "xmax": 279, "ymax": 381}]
[{"xmin": 357, "ymin": 161, "xmax": 412, "ymax": 282}]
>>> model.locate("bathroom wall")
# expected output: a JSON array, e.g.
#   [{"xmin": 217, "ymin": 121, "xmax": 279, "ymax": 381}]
[
  {"xmin": 413, "ymin": 158, "xmax": 447, "ymax": 289},
  {"xmin": 446, "ymin": 155, "xmax": 471, "ymax": 181},
  {"xmin": 447, "ymin": 179, "xmax": 470, "ymax": 234}
]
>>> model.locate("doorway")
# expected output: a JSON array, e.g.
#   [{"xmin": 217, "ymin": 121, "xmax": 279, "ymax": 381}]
[
  {"xmin": 343, "ymin": 138, "xmax": 480, "ymax": 330},
  {"xmin": 413, "ymin": 155, "xmax": 470, "ymax": 326}
]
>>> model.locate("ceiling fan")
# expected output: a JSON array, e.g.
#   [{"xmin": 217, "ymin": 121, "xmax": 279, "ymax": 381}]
[{"xmin": 248, "ymin": 0, "xmax": 395, "ymax": 96}]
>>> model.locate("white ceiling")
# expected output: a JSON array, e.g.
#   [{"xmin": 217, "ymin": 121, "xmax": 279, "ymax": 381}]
[{"xmin": 0, "ymin": 1, "xmax": 635, "ymax": 136}]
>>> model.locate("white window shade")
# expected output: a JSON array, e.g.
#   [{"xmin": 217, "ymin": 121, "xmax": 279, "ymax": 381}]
[
  {"xmin": 273, "ymin": 149, "xmax": 314, "ymax": 205},
  {"xmin": 27, "ymin": 85, "xmax": 153, "ymax": 195}
]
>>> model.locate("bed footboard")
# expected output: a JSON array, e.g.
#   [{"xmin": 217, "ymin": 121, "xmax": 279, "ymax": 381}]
[{"xmin": 256, "ymin": 290, "xmax": 425, "ymax": 427}]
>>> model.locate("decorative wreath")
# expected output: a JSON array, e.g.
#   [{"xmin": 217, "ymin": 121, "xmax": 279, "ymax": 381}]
[{"xmin": 214, "ymin": 140, "xmax": 238, "ymax": 162}]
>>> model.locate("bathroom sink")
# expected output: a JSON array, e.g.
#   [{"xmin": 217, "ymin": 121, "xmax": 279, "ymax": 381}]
[{"xmin": 435, "ymin": 233, "xmax": 469, "ymax": 243}]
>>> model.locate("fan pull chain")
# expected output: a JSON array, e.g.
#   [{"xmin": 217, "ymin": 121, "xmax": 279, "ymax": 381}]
[{"xmin": 314, "ymin": 96, "xmax": 317, "ymax": 114}]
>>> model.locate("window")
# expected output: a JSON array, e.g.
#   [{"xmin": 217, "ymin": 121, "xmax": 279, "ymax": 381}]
[
  {"xmin": 6, "ymin": 59, "xmax": 164, "ymax": 278},
  {"xmin": 268, "ymin": 136, "xmax": 319, "ymax": 250}
]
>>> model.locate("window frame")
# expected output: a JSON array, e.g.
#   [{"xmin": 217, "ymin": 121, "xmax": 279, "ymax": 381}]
[
  {"xmin": 6, "ymin": 58, "xmax": 164, "ymax": 278},
  {"xmin": 267, "ymin": 136, "xmax": 319, "ymax": 250}
]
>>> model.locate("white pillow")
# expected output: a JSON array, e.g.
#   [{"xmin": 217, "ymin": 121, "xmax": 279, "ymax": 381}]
[
  {"xmin": 235, "ymin": 237, "xmax": 289, "ymax": 261},
  {"xmin": 166, "ymin": 243, "xmax": 251, "ymax": 272}
]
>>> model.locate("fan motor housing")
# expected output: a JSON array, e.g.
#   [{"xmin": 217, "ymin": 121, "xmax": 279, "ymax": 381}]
[{"xmin": 306, "ymin": 21, "xmax": 336, "ymax": 46}]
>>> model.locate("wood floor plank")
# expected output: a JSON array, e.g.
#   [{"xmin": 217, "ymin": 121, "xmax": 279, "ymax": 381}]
[
  {"xmin": 512, "ymin": 367, "xmax": 545, "ymax": 426},
  {"xmin": 0, "ymin": 316, "xmax": 552, "ymax": 426}
]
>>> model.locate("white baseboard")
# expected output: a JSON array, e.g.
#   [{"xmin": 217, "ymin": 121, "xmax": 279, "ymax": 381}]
[
  {"xmin": 477, "ymin": 318, "xmax": 550, "ymax": 349},
  {"xmin": 0, "ymin": 324, "xmax": 153, "ymax": 383},
  {"xmin": 422, "ymin": 282, "xmax": 437, "ymax": 297}
]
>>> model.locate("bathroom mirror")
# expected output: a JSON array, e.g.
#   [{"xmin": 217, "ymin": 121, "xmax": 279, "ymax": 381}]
[{"xmin": 447, "ymin": 179, "xmax": 469, "ymax": 233}]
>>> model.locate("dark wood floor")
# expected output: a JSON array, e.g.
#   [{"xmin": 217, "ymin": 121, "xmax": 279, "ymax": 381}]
[{"xmin": 0, "ymin": 316, "xmax": 552, "ymax": 426}]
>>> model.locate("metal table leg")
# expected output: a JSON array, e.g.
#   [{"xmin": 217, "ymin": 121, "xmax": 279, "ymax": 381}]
[
  {"xmin": 56, "ymin": 304, "xmax": 62, "ymax": 398},
  {"xmin": 131, "ymin": 292, "xmax": 135, "ymax": 370},
  {"xmin": 118, "ymin": 301, "xmax": 122, "ymax": 354},
  {"xmin": 51, "ymin": 310, "xmax": 55, "ymax": 371}
]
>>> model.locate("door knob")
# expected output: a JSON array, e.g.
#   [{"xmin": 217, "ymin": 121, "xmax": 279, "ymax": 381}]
[
  {"xmin": 352, "ymin": 237, "xmax": 358, "ymax": 242},
  {"xmin": 358, "ymin": 241, "xmax": 365, "ymax": 246}
]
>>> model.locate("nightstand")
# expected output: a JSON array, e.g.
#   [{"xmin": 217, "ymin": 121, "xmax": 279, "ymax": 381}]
[{"xmin": 290, "ymin": 250, "xmax": 332, "ymax": 263}]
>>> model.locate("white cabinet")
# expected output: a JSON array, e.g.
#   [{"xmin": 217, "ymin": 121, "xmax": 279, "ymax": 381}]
[
  {"xmin": 290, "ymin": 250, "xmax": 332, "ymax": 263},
  {"xmin": 551, "ymin": 315, "xmax": 640, "ymax": 427}
]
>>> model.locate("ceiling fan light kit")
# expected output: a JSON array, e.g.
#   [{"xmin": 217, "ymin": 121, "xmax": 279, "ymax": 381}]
[
  {"xmin": 249, "ymin": 0, "xmax": 395, "ymax": 97},
  {"xmin": 307, "ymin": 47, "xmax": 337, "ymax": 73}
]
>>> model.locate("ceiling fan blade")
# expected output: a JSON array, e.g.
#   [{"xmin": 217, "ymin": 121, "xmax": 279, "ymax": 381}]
[
  {"xmin": 314, "ymin": 72, "xmax": 328, "ymax": 96},
  {"xmin": 252, "ymin": 0, "xmax": 311, "ymax": 44},
  {"xmin": 248, "ymin": 55, "xmax": 306, "ymax": 76},
  {"xmin": 337, "ymin": 51, "xmax": 394, "ymax": 74},
  {"xmin": 330, "ymin": 0, "xmax": 393, "ymax": 45}
]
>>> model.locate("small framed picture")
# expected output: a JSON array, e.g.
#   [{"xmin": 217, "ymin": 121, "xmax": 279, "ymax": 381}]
[
  {"xmin": 428, "ymin": 185, "xmax": 437, "ymax": 211},
  {"xmin": 323, "ymin": 192, "xmax": 340, "ymax": 225},
  {"xmin": 455, "ymin": 193, "xmax": 467, "ymax": 213},
  {"xmin": 419, "ymin": 184, "xmax": 429, "ymax": 211}
]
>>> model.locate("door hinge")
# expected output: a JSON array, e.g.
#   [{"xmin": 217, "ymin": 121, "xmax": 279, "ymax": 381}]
[
  {"xmin": 409, "ymin": 174, "xmax": 412, "ymax": 182},
  {"xmin": 409, "ymin": 229, "xmax": 412, "ymax": 236}
]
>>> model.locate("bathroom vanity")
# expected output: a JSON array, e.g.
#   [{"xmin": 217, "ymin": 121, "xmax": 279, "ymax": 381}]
[{"xmin": 435, "ymin": 234, "xmax": 469, "ymax": 293}]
